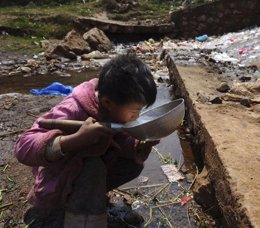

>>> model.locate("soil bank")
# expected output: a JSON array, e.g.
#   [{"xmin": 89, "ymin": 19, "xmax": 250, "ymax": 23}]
[{"xmin": 166, "ymin": 54, "xmax": 260, "ymax": 227}]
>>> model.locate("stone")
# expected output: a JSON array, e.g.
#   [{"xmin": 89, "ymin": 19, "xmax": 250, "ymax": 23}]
[
  {"xmin": 46, "ymin": 30, "xmax": 91, "ymax": 59},
  {"xmin": 239, "ymin": 76, "xmax": 251, "ymax": 82},
  {"xmin": 40, "ymin": 40, "xmax": 50, "ymax": 49},
  {"xmin": 21, "ymin": 66, "xmax": 31, "ymax": 73},
  {"xmin": 240, "ymin": 98, "xmax": 251, "ymax": 107},
  {"xmin": 197, "ymin": 92, "xmax": 209, "ymax": 103},
  {"xmin": 209, "ymin": 96, "xmax": 222, "ymax": 104},
  {"xmin": 83, "ymin": 28, "xmax": 112, "ymax": 52},
  {"xmin": 216, "ymin": 82, "xmax": 230, "ymax": 93},
  {"xmin": 81, "ymin": 50, "xmax": 109, "ymax": 60},
  {"xmin": 2, "ymin": 60, "xmax": 15, "ymax": 65},
  {"xmin": 26, "ymin": 59, "xmax": 38, "ymax": 67}
]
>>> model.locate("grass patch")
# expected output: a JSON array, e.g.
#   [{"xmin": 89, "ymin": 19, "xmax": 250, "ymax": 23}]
[
  {"xmin": 0, "ymin": 2, "xmax": 98, "ymax": 38},
  {"xmin": 0, "ymin": 35, "xmax": 43, "ymax": 55},
  {"xmin": 109, "ymin": 0, "xmax": 171, "ymax": 22},
  {"xmin": 0, "ymin": 0, "xmax": 171, "ymax": 38}
]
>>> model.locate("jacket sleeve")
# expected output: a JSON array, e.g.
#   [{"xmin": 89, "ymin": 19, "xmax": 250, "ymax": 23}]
[{"xmin": 15, "ymin": 99, "xmax": 80, "ymax": 167}]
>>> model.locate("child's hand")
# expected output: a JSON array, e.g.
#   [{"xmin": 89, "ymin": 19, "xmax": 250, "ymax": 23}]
[
  {"xmin": 76, "ymin": 117, "xmax": 115, "ymax": 145},
  {"xmin": 134, "ymin": 140, "xmax": 160, "ymax": 165},
  {"xmin": 60, "ymin": 117, "xmax": 116, "ymax": 156}
]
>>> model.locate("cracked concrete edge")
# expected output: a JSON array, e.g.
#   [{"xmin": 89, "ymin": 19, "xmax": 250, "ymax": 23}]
[{"xmin": 165, "ymin": 54, "xmax": 253, "ymax": 227}]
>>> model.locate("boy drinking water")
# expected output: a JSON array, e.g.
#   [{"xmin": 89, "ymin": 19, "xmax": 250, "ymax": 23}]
[{"xmin": 15, "ymin": 54, "xmax": 158, "ymax": 227}]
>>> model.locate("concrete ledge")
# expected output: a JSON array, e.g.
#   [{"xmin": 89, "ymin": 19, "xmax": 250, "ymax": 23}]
[{"xmin": 166, "ymin": 54, "xmax": 260, "ymax": 227}]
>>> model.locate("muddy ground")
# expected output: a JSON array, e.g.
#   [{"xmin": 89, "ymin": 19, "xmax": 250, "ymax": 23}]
[{"xmin": 1, "ymin": 26, "xmax": 260, "ymax": 227}]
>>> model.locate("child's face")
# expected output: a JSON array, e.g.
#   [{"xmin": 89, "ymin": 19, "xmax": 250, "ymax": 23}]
[{"xmin": 100, "ymin": 97, "xmax": 144, "ymax": 123}]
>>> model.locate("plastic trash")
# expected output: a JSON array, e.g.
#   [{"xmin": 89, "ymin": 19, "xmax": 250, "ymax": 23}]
[
  {"xmin": 238, "ymin": 47, "xmax": 253, "ymax": 55},
  {"xmin": 180, "ymin": 196, "xmax": 192, "ymax": 206},
  {"xmin": 195, "ymin": 34, "xmax": 208, "ymax": 42},
  {"xmin": 30, "ymin": 82, "xmax": 73, "ymax": 96},
  {"xmin": 161, "ymin": 164, "xmax": 184, "ymax": 182}
]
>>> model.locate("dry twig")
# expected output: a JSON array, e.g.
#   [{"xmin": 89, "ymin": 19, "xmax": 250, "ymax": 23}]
[
  {"xmin": 144, "ymin": 207, "xmax": 153, "ymax": 227},
  {"xmin": 188, "ymin": 166, "xmax": 199, "ymax": 191},
  {"xmin": 143, "ymin": 182, "xmax": 170, "ymax": 203}
]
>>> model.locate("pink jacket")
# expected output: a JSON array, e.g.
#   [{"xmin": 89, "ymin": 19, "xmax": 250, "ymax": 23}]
[{"xmin": 15, "ymin": 79, "xmax": 135, "ymax": 208}]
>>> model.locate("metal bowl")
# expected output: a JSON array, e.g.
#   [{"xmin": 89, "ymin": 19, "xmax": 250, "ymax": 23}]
[{"xmin": 122, "ymin": 98, "xmax": 185, "ymax": 141}]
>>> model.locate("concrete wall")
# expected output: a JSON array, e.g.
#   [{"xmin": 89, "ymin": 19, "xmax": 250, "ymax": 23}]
[{"xmin": 170, "ymin": 0, "xmax": 260, "ymax": 38}]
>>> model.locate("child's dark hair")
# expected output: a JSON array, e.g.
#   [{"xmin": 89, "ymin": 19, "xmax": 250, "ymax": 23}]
[{"xmin": 97, "ymin": 54, "xmax": 157, "ymax": 107}]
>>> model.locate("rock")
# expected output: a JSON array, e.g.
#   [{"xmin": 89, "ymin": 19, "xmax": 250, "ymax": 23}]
[
  {"xmin": 21, "ymin": 66, "xmax": 31, "ymax": 73},
  {"xmin": 2, "ymin": 60, "xmax": 15, "ymax": 65},
  {"xmin": 40, "ymin": 40, "xmax": 50, "ymax": 49},
  {"xmin": 222, "ymin": 93, "xmax": 244, "ymax": 102},
  {"xmin": 197, "ymin": 92, "xmax": 209, "ymax": 103},
  {"xmin": 239, "ymin": 76, "xmax": 251, "ymax": 82},
  {"xmin": 8, "ymin": 71, "xmax": 22, "ymax": 76},
  {"xmin": 209, "ymin": 96, "xmax": 222, "ymax": 104},
  {"xmin": 26, "ymin": 59, "xmax": 38, "ymax": 67},
  {"xmin": 230, "ymin": 82, "xmax": 260, "ymax": 98},
  {"xmin": 83, "ymin": 28, "xmax": 112, "ymax": 52},
  {"xmin": 240, "ymin": 98, "xmax": 251, "ymax": 107},
  {"xmin": 216, "ymin": 82, "xmax": 230, "ymax": 93},
  {"xmin": 47, "ymin": 30, "xmax": 91, "ymax": 59},
  {"xmin": 37, "ymin": 66, "xmax": 49, "ymax": 75},
  {"xmin": 81, "ymin": 50, "xmax": 109, "ymax": 60}
]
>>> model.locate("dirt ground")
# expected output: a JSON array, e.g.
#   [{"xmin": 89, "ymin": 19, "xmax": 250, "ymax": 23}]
[
  {"xmin": 166, "ymin": 57, "xmax": 260, "ymax": 227},
  {"xmin": 0, "ymin": 95, "xmax": 63, "ymax": 227}
]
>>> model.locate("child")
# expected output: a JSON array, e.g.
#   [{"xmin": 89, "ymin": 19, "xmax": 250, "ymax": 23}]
[{"xmin": 15, "ymin": 54, "xmax": 158, "ymax": 228}]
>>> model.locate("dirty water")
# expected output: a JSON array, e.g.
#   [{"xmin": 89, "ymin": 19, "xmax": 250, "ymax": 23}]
[{"xmin": 0, "ymin": 69, "xmax": 99, "ymax": 94}]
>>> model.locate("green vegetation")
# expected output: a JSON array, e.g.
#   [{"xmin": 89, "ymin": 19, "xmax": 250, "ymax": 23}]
[
  {"xmin": 0, "ymin": 2, "xmax": 98, "ymax": 38},
  {"xmin": 0, "ymin": 0, "xmax": 172, "ymax": 55},
  {"xmin": 0, "ymin": 0, "xmax": 210, "ymax": 54},
  {"xmin": 109, "ymin": 0, "xmax": 171, "ymax": 21},
  {"xmin": 0, "ymin": 35, "xmax": 43, "ymax": 55},
  {"xmin": 0, "ymin": 0, "xmax": 173, "ymax": 38}
]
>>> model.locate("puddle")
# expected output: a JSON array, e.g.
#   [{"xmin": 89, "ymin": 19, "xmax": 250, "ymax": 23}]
[
  {"xmin": 121, "ymin": 84, "xmax": 196, "ymax": 186},
  {"xmin": 0, "ymin": 70, "xmax": 99, "ymax": 94}
]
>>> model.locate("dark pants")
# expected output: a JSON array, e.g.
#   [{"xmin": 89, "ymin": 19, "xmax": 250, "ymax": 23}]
[
  {"xmin": 24, "ymin": 156, "xmax": 143, "ymax": 227},
  {"xmin": 66, "ymin": 157, "xmax": 143, "ymax": 214}
]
